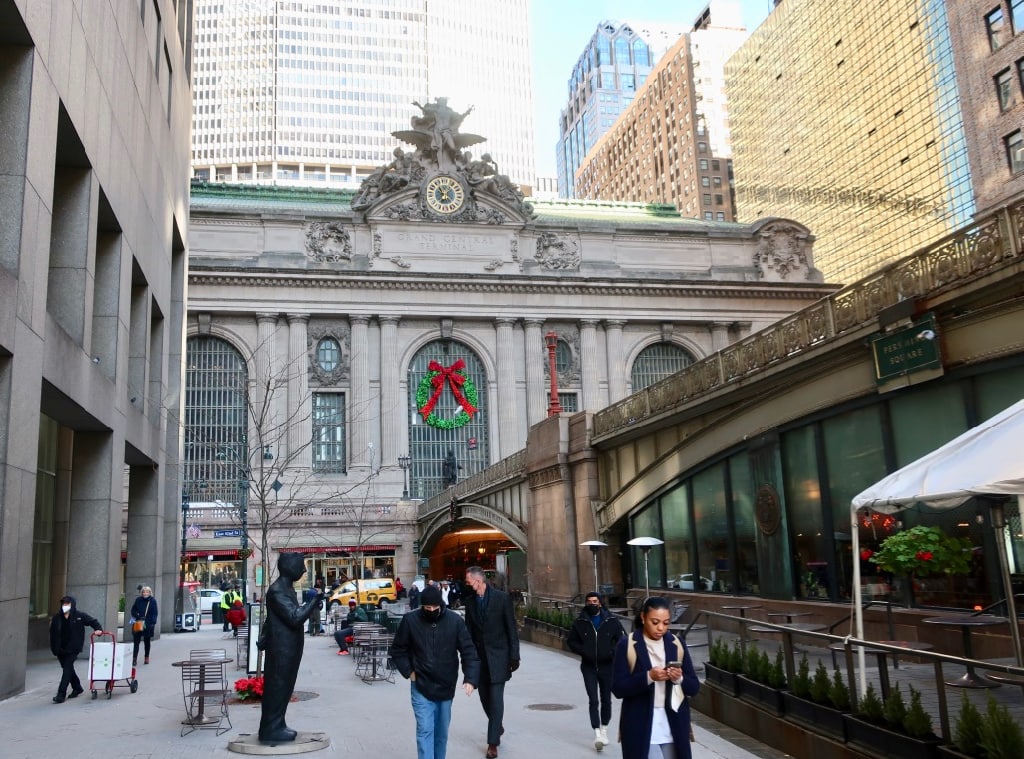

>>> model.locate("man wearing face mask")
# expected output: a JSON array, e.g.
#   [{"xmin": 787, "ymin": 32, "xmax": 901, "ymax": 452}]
[
  {"xmin": 567, "ymin": 591, "xmax": 626, "ymax": 751},
  {"xmin": 49, "ymin": 595, "xmax": 103, "ymax": 703},
  {"xmin": 390, "ymin": 585, "xmax": 479, "ymax": 759}
]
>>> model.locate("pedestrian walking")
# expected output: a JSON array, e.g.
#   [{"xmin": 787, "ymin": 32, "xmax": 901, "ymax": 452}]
[
  {"xmin": 129, "ymin": 585, "xmax": 159, "ymax": 666},
  {"xmin": 611, "ymin": 596, "xmax": 700, "ymax": 759},
  {"xmin": 226, "ymin": 599, "xmax": 247, "ymax": 637},
  {"xmin": 409, "ymin": 583, "xmax": 421, "ymax": 609},
  {"xmin": 49, "ymin": 595, "xmax": 102, "ymax": 703},
  {"xmin": 220, "ymin": 583, "xmax": 239, "ymax": 632},
  {"xmin": 568, "ymin": 591, "xmax": 626, "ymax": 751},
  {"xmin": 305, "ymin": 584, "xmax": 323, "ymax": 636},
  {"xmin": 390, "ymin": 585, "xmax": 479, "ymax": 759},
  {"xmin": 463, "ymin": 566, "xmax": 520, "ymax": 758}
]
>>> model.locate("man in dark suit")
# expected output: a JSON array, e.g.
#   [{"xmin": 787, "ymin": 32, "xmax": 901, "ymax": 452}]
[{"xmin": 463, "ymin": 566, "xmax": 520, "ymax": 758}]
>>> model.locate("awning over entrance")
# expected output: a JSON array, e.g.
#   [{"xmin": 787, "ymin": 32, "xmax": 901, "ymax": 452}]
[{"xmin": 274, "ymin": 545, "xmax": 397, "ymax": 553}]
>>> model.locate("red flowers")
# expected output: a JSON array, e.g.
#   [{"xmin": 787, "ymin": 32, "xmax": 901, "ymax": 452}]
[
  {"xmin": 915, "ymin": 551, "xmax": 933, "ymax": 561},
  {"xmin": 860, "ymin": 549, "xmax": 874, "ymax": 561},
  {"xmin": 234, "ymin": 676, "xmax": 264, "ymax": 701}
]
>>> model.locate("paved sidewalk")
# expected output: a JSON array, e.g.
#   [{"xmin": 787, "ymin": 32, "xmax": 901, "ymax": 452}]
[{"xmin": 1, "ymin": 620, "xmax": 785, "ymax": 759}]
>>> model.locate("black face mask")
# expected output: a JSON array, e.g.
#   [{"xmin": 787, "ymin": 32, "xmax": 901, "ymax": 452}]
[
  {"xmin": 584, "ymin": 604, "xmax": 601, "ymax": 617},
  {"xmin": 421, "ymin": 607, "xmax": 442, "ymax": 622}
]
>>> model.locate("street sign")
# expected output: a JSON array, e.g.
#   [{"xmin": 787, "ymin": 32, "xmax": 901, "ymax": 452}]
[
  {"xmin": 214, "ymin": 528, "xmax": 242, "ymax": 538},
  {"xmin": 870, "ymin": 313, "xmax": 941, "ymax": 385}
]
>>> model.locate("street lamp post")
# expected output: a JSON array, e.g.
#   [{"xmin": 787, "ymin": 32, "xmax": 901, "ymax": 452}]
[
  {"xmin": 398, "ymin": 454, "xmax": 411, "ymax": 500},
  {"xmin": 218, "ymin": 444, "xmax": 252, "ymax": 603},
  {"xmin": 579, "ymin": 540, "xmax": 607, "ymax": 594},
  {"xmin": 544, "ymin": 331, "xmax": 563, "ymax": 417},
  {"xmin": 627, "ymin": 536, "xmax": 664, "ymax": 600},
  {"xmin": 176, "ymin": 488, "xmax": 190, "ymax": 631}
]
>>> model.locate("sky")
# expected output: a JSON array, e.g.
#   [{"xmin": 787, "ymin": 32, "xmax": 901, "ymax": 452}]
[{"xmin": 530, "ymin": 0, "xmax": 774, "ymax": 178}]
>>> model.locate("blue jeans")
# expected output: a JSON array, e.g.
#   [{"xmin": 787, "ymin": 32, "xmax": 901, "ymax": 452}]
[{"xmin": 410, "ymin": 680, "xmax": 452, "ymax": 759}]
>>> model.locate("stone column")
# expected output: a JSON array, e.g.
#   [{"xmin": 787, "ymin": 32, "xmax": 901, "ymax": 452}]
[
  {"xmin": 605, "ymin": 319, "xmax": 627, "ymax": 404},
  {"xmin": 379, "ymin": 316, "xmax": 401, "ymax": 466},
  {"xmin": 495, "ymin": 318, "xmax": 517, "ymax": 458},
  {"xmin": 255, "ymin": 313, "xmax": 279, "ymax": 435},
  {"xmin": 286, "ymin": 314, "xmax": 311, "ymax": 469},
  {"xmin": 350, "ymin": 316, "xmax": 370, "ymax": 467},
  {"xmin": 711, "ymin": 322, "xmax": 731, "ymax": 352},
  {"xmin": 580, "ymin": 320, "xmax": 602, "ymax": 411},
  {"xmin": 524, "ymin": 319, "xmax": 546, "ymax": 425}
]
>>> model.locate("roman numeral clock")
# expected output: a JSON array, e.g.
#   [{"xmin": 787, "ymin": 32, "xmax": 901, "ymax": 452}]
[{"xmin": 424, "ymin": 174, "xmax": 466, "ymax": 216}]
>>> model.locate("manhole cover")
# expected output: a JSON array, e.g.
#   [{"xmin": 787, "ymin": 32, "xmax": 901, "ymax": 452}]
[{"xmin": 527, "ymin": 703, "xmax": 574, "ymax": 711}]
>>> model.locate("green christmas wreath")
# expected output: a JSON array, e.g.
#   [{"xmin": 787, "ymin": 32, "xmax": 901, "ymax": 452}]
[{"xmin": 416, "ymin": 359, "xmax": 478, "ymax": 430}]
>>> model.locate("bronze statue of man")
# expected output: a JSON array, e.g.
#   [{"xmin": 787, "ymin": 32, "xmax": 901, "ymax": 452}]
[{"xmin": 258, "ymin": 552, "xmax": 323, "ymax": 744}]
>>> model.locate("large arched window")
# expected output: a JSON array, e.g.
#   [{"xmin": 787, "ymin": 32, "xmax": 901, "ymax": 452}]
[
  {"xmin": 614, "ymin": 36, "xmax": 631, "ymax": 66},
  {"xmin": 631, "ymin": 342, "xmax": 695, "ymax": 391},
  {"xmin": 633, "ymin": 39, "xmax": 650, "ymax": 66},
  {"xmin": 184, "ymin": 336, "xmax": 248, "ymax": 503},
  {"xmin": 407, "ymin": 340, "xmax": 489, "ymax": 500}
]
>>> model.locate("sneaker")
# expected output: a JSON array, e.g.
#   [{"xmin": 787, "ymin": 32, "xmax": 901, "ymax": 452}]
[
  {"xmin": 337, "ymin": 650, "xmax": 350, "ymax": 656},
  {"xmin": 594, "ymin": 727, "xmax": 605, "ymax": 751},
  {"xmin": 599, "ymin": 726, "xmax": 609, "ymax": 746},
  {"xmin": 53, "ymin": 695, "xmax": 65, "ymax": 704},
  {"xmin": 68, "ymin": 688, "xmax": 84, "ymax": 699}
]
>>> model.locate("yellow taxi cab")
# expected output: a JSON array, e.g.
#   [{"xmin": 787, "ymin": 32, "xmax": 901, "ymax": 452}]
[{"xmin": 326, "ymin": 578, "xmax": 397, "ymax": 610}]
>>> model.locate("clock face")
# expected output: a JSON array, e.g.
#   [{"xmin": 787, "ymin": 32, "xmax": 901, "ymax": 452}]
[{"xmin": 425, "ymin": 175, "xmax": 466, "ymax": 215}]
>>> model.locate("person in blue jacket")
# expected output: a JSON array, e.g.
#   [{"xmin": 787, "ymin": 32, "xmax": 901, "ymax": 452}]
[
  {"xmin": 129, "ymin": 585, "xmax": 159, "ymax": 665},
  {"xmin": 49, "ymin": 595, "xmax": 102, "ymax": 703},
  {"xmin": 612, "ymin": 596, "xmax": 701, "ymax": 759},
  {"xmin": 567, "ymin": 591, "xmax": 626, "ymax": 751}
]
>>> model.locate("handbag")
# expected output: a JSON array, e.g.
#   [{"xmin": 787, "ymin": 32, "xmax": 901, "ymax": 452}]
[{"xmin": 132, "ymin": 619, "xmax": 144, "ymax": 633}]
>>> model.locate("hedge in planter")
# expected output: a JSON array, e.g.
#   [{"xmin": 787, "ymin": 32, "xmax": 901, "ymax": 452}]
[
  {"xmin": 736, "ymin": 647, "xmax": 785, "ymax": 715},
  {"xmin": 704, "ymin": 638, "xmax": 741, "ymax": 696},
  {"xmin": 845, "ymin": 683, "xmax": 941, "ymax": 759},
  {"xmin": 940, "ymin": 693, "xmax": 1024, "ymax": 759},
  {"xmin": 782, "ymin": 658, "xmax": 848, "ymax": 742}
]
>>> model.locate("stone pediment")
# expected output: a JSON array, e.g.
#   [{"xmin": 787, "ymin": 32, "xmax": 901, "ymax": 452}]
[{"xmin": 351, "ymin": 98, "xmax": 535, "ymax": 224}]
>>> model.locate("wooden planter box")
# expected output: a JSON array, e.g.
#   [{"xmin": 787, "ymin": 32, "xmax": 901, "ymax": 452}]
[
  {"xmin": 843, "ymin": 714, "xmax": 942, "ymax": 759},
  {"xmin": 703, "ymin": 662, "xmax": 739, "ymax": 697},
  {"xmin": 935, "ymin": 747, "xmax": 974, "ymax": 759},
  {"xmin": 781, "ymin": 691, "xmax": 847, "ymax": 742},
  {"xmin": 736, "ymin": 674, "xmax": 784, "ymax": 715}
]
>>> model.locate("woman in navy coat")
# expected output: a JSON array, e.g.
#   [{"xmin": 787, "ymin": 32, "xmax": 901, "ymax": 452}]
[{"xmin": 612, "ymin": 596, "xmax": 701, "ymax": 758}]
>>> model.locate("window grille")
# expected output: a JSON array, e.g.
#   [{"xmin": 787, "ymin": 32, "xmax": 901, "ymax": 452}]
[
  {"xmin": 631, "ymin": 342, "xmax": 695, "ymax": 391},
  {"xmin": 312, "ymin": 393, "xmax": 346, "ymax": 473}
]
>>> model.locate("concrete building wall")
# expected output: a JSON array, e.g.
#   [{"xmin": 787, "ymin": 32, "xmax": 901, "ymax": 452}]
[{"xmin": 0, "ymin": 0, "xmax": 191, "ymax": 698}]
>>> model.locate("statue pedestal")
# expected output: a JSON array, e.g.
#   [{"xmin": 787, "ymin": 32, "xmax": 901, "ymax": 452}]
[{"xmin": 228, "ymin": 732, "xmax": 330, "ymax": 755}]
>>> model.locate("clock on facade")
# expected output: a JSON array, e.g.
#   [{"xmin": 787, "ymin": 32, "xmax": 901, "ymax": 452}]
[{"xmin": 424, "ymin": 174, "xmax": 466, "ymax": 215}]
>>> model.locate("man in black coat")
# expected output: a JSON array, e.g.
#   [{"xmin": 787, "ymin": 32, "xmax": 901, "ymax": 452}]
[
  {"xmin": 258, "ymin": 552, "xmax": 323, "ymax": 744},
  {"xmin": 463, "ymin": 566, "xmax": 520, "ymax": 758},
  {"xmin": 567, "ymin": 591, "xmax": 626, "ymax": 751},
  {"xmin": 391, "ymin": 585, "xmax": 479, "ymax": 758},
  {"xmin": 49, "ymin": 595, "xmax": 102, "ymax": 703}
]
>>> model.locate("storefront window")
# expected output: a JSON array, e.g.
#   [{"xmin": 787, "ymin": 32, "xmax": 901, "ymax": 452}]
[
  {"xmin": 693, "ymin": 464, "xmax": 730, "ymax": 593},
  {"xmin": 974, "ymin": 364, "xmax": 1024, "ymax": 421},
  {"xmin": 631, "ymin": 504, "xmax": 664, "ymax": 588},
  {"xmin": 890, "ymin": 383, "xmax": 967, "ymax": 467},
  {"xmin": 783, "ymin": 426, "xmax": 830, "ymax": 599},
  {"xmin": 661, "ymin": 485, "xmax": 694, "ymax": 590},
  {"xmin": 823, "ymin": 406, "xmax": 887, "ymax": 600},
  {"xmin": 728, "ymin": 454, "xmax": 758, "ymax": 594}
]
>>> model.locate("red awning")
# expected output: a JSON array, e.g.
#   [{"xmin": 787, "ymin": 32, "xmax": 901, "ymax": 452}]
[
  {"xmin": 273, "ymin": 545, "xmax": 397, "ymax": 554},
  {"xmin": 182, "ymin": 550, "xmax": 244, "ymax": 559}
]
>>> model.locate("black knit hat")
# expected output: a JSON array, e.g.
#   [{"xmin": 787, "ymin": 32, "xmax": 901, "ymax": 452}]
[{"xmin": 420, "ymin": 586, "xmax": 443, "ymax": 607}]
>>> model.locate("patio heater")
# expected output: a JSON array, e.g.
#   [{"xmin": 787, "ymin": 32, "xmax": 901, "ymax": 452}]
[
  {"xmin": 627, "ymin": 536, "xmax": 664, "ymax": 600},
  {"xmin": 579, "ymin": 540, "xmax": 607, "ymax": 594}
]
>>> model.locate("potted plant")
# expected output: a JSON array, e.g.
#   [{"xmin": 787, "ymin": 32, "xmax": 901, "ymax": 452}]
[
  {"xmin": 937, "ymin": 692, "xmax": 983, "ymax": 758},
  {"xmin": 782, "ymin": 659, "xmax": 847, "ymax": 741},
  {"xmin": 866, "ymin": 525, "xmax": 972, "ymax": 607},
  {"xmin": 845, "ymin": 684, "xmax": 941, "ymax": 758},
  {"xmin": 736, "ymin": 646, "xmax": 784, "ymax": 715},
  {"xmin": 978, "ymin": 695, "xmax": 1024, "ymax": 758},
  {"xmin": 704, "ymin": 638, "xmax": 740, "ymax": 696}
]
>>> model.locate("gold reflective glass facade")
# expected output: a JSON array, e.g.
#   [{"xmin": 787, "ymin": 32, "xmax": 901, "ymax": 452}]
[{"xmin": 727, "ymin": 0, "xmax": 974, "ymax": 284}]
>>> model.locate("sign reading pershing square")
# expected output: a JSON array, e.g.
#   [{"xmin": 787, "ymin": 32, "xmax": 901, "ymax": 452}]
[{"xmin": 871, "ymin": 313, "xmax": 941, "ymax": 385}]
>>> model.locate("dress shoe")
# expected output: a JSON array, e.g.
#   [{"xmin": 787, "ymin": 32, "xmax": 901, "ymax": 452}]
[
  {"xmin": 486, "ymin": 745, "xmax": 498, "ymax": 758},
  {"xmin": 52, "ymin": 695, "xmax": 65, "ymax": 703},
  {"xmin": 68, "ymin": 688, "xmax": 84, "ymax": 699},
  {"xmin": 259, "ymin": 728, "xmax": 298, "ymax": 744}
]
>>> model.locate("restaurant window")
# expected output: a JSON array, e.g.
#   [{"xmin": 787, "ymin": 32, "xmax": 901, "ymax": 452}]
[
  {"xmin": 693, "ymin": 464, "xmax": 730, "ymax": 593},
  {"xmin": 783, "ymin": 425, "xmax": 831, "ymax": 599},
  {"xmin": 662, "ymin": 485, "xmax": 694, "ymax": 591},
  {"xmin": 631, "ymin": 503, "xmax": 665, "ymax": 588},
  {"xmin": 728, "ymin": 453, "xmax": 759, "ymax": 594}
]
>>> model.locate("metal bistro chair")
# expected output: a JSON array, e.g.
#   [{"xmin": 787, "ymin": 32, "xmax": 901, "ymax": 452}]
[{"xmin": 180, "ymin": 650, "xmax": 231, "ymax": 736}]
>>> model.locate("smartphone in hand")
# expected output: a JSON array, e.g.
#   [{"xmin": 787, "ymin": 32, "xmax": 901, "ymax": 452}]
[{"xmin": 666, "ymin": 660, "xmax": 681, "ymax": 668}]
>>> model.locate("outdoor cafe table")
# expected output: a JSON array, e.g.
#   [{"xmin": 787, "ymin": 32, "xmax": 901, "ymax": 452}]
[
  {"xmin": 172, "ymin": 655, "xmax": 231, "ymax": 726},
  {"xmin": 722, "ymin": 605, "xmax": 762, "ymax": 647},
  {"xmin": 829, "ymin": 640, "xmax": 933, "ymax": 700},
  {"xmin": 923, "ymin": 614, "xmax": 1007, "ymax": 688}
]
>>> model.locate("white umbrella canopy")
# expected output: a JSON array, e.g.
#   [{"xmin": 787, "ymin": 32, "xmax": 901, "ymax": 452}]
[
  {"xmin": 852, "ymin": 397, "xmax": 1024, "ymax": 513},
  {"xmin": 849, "ymin": 397, "xmax": 1024, "ymax": 691}
]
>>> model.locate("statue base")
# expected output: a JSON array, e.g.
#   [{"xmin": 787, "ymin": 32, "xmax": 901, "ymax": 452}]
[{"xmin": 228, "ymin": 732, "xmax": 330, "ymax": 755}]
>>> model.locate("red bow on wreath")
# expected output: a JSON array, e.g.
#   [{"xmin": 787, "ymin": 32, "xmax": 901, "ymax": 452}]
[{"xmin": 418, "ymin": 359, "xmax": 478, "ymax": 421}]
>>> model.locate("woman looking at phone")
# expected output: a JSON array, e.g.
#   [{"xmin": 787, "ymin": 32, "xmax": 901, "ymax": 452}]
[{"xmin": 612, "ymin": 596, "xmax": 701, "ymax": 758}]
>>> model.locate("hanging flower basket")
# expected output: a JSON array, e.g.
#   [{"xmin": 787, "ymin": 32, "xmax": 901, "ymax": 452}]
[{"xmin": 868, "ymin": 526, "xmax": 971, "ymax": 577}]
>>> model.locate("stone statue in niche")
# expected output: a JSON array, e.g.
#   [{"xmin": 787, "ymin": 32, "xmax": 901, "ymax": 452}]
[
  {"xmin": 753, "ymin": 222, "xmax": 817, "ymax": 281},
  {"xmin": 304, "ymin": 222, "xmax": 352, "ymax": 262},
  {"xmin": 535, "ymin": 232, "xmax": 581, "ymax": 271}
]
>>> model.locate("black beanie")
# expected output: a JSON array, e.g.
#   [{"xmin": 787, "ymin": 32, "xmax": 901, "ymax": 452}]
[{"xmin": 420, "ymin": 586, "xmax": 443, "ymax": 607}]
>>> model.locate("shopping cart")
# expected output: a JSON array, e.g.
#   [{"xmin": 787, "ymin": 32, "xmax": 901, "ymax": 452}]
[{"xmin": 87, "ymin": 630, "xmax": 138, "ymax": 699}]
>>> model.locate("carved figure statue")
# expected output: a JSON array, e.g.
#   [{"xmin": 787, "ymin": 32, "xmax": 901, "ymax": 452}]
[
  {"xmin": 465, "ymin": 152, "xmax": 501, "ymax": 195},
  {"xmin": 392, "ymin": 97, "xmax": 485, "ymax": 172},
  {"xmin": 441, "ymin": 449, "xmax": 461, "ymax": 488},
  {"xmin": 258, "ymin": 552, "xmax": 323, "ymax": 744}
]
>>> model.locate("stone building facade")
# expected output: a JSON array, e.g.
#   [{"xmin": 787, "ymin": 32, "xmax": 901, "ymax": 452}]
[{"xmin": 184, "ymin": 100, "xmax": 837, "ymax": 593}]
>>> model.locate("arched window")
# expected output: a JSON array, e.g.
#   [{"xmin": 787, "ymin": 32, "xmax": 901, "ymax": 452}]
[
  {"xmin": 597, "ymin": 36, "xmax": 611, "ymax": 66},
  {"xmin": 184, "ymin": 336, "xmax": 248, "ymax": 503},
  {"xmin": 633, "ymin": 39, "xmax": 649, "ymax": 66},
  {"xmin": 316, "ymin": 337, "xmax": 341, "ymax": 371},
  {"xmin": 407, "ymin": 341, "xmax": 489, "ymax": 500},
  {"xmin": 631, "ymin": 342, "xmax": 695, "ymax": 391},
  {"xmin": 555, "ymin": 339, "xmax": 573, "ymax": 374},
  {"xmin": 614, "ymin": 37, "xmax": 631, "ymax": 67}
]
